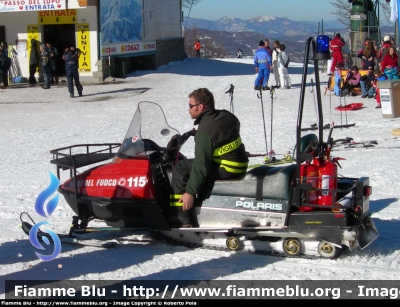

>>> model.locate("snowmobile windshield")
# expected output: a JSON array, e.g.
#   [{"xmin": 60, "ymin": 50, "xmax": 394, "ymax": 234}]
[{"xmin": 115, "ymin": 101, "xmax": 180, "ymax": 159}]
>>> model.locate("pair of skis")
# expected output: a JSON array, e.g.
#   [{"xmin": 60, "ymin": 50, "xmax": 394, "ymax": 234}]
[
  {"xmin": 247, "ymin": 153, "xmax": 295, "ymax": 169},
  {"xmin": 333, "ymin": 137, "xmax": 378, "ymax": 149},
  {"xmin": 301, "ymin": 123, "xmax": 356, "ymax": 131}
]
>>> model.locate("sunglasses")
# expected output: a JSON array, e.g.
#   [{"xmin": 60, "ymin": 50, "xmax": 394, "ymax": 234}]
[
  {"xmin": 368, "ymin": 68, "xmax": 373, "ymax": 70},
  {"xmin": 189, "ymin": 103, "xmax": 200, "ymax": 109}
]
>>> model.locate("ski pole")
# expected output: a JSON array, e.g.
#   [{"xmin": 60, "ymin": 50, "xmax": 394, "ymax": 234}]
[
  {"xmin": 257, "ymin": 89, "xmax": 268, "ymax": 154},
  {"xmin": 329, "ymin": 76, "xmax": 332, "ymax": 123},
  {"xmin": 225, "ymin": 84, "xmax": 234, "ymax": 114},
  {"xmin": 310, "ymin": 79, "xmax": 318, "ymax": 116},
  {"xmin": 339, "ymin": 87, "xmax": 343, "ymax": 128},
  {"xmin": 344, "ymin": 94, "xmax": 348, "ymax": 127},
  {"xmin": 269, "ymin": 87, "xmax": 277, "ymax": 158}
]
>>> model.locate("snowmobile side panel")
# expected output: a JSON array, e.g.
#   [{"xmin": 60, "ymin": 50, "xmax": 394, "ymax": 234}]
[
  {"xmin": 202, "ymin": 195, "xmax": 288, "ymax": 212},
  {"xmin": 60, "ymin": 159, "xmax": 156, "ymax": 200},
  {"xmin": 197, "ymin": 205, "xmax": 288, "ymax": 228}
]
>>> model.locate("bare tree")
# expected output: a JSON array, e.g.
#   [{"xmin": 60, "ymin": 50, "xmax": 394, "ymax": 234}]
[
  {"xmin": 182, "ymin": 0, "xmax": 202, "ymax": 31},
  {"xmin": 182, "ymin": 0, "xmax": 202, "ymax": 9},
  {"xmin": 328, "ymin": 0, "xmax": 393, "ymax": 27},
  {"xmin": 328, "ymin": 0, "xmax": 353, "ymax": 28}
]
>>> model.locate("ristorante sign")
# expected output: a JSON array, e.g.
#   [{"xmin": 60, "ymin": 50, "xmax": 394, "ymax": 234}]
[{"xmin": 0, "ymin": 0, "xmax": 67, "ymax": 12}]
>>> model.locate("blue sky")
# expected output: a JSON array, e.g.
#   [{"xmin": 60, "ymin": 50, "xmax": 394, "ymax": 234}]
[{"xmin": 183, "ymin": 0, "xmax": 337, "ymax": 22}]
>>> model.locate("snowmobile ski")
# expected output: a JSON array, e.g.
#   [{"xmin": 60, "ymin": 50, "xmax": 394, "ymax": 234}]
[
  {"xmin": 19, "ymin": 212, "xmax": 118, "ymax": 249},
  {"xmin": 57, "ymin": 236, "xmax": 119, "ymax": 248},
  {"xmin": 301, "ymin": 123, "xmax": 356, "ymax": 131}
]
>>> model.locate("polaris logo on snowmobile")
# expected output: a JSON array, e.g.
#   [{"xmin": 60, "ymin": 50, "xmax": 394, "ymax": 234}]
[{"xmin": 235, "ymin": 200, "xmax": 283, "ymax": 211}]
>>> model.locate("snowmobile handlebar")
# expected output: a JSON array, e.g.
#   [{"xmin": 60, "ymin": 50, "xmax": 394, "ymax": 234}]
[{"xmin": 162, "ymin": 129, "xmax": 196, "ymax": 162}]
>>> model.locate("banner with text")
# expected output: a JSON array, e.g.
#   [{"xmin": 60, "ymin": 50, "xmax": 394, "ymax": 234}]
[
  {"xmin": 101, "ymin": 42, "xmax": 156, "ymax": 57},
  {"xmin": 0, "ymin": 0, "xmax": 67, "ymax": 13}
]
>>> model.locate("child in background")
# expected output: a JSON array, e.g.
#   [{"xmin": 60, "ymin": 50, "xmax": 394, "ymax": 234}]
[{"xmin": 373, "ymin": 69, "xmax": 388, "ymax": 109}]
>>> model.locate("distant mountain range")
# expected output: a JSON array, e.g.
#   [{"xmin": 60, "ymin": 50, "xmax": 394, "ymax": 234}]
[
  {"xmin": 182, "ymin": 15, "xmax": 394, "ymax": 61},
  {"xmin": 183, "ymin": 16, "xmax": 345, "ymax": 39}
]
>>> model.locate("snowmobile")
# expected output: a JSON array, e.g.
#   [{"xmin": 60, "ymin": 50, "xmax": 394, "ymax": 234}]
[{"xmin": 20, "ymin": 37, "xmax": 378, "ymax": 259}]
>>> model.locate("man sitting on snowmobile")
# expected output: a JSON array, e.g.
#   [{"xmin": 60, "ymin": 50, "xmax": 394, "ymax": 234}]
[{"xmin": 168, "ymin": 88, "xmax": 249, "ymax": 227}]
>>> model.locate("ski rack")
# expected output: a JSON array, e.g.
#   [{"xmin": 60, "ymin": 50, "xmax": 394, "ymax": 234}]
[{"xmin": 295, "ymin": 37, "xmax": 324, "ymax": 208}]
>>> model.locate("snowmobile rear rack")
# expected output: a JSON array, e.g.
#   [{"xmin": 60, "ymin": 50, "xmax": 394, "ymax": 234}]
[
  {"xmin": 50, "ymin": 143, "xmax": 120, "ymax": 199},
  {"xmin": 50, "ymin": 143, "xmax": 121, "ymax": 176}
]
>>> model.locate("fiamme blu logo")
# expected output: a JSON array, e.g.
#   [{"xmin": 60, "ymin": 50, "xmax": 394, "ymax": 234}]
[{"xmin": 28, "ymin": 171, "xmax": 62, "ymax": 261}]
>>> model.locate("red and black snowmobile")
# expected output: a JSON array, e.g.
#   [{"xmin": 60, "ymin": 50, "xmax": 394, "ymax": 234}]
[{"xmin": 21, "ymin": 37, "xmax": 378, "ymax": 258}]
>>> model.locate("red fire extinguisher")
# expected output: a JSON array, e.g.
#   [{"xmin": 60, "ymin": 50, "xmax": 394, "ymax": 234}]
[
  {"xmin": 299, "ymin": 161, "xmax": 318, "ymax": 211},
  {"xmin": 317, "ymin": 157, "xmax": 344, "ymax": 207}
]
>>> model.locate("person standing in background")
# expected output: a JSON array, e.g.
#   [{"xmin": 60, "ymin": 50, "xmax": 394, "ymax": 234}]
[
  {"xmin": 46, "ymin": 41, "xmax": 59, "ymax": 85},
  {"xmin": 194, "ymin": 40, "xmax": 201, "ymax": 58},
  {"xmin": 29, "ymin": 39, "xmax": 39, "ymax": 85},
  {"xmin": 377, "ymin": 35, "xmax": 391, "ymax": 63},
  {"xmin": 0, "ymin": 45, "xmax": 12, "ymax": 89},
  {"xmin": 264, "ymin": 39, "xmax": 272, "ymax": 57},
  {"xmin": 40, "ymin": 44, "xmax": 51, "ymax": 89},
  {"xmin": 356, "ymin": 41, "xmax": 376, "ymax": 70},
  {"xmin": 272, "ymin": 40, "xmax": 281, "ymax": 88},
  {"xmin": 329, "ymin": 33, "xmax": 345, "ymax": 76},
  {"xmin": 277, "ymin": 44, "xmax": 291, "ymax": 89},
  {"xmin": 254, "ymin": 40, "xmax": 272, "ymax": 91},
  {"xmin": 63, "ymin": 46, "xmax": 83, "ymax": 98}
]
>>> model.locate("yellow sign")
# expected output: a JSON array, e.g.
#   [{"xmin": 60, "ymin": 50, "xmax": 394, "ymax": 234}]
[
  {"xmin": 77, "ymin": 23, "xmax": 91, "ymax": 72},
  {"xmin": 38, "ymin": 9, "xmax": 77, "ymax": 25}
]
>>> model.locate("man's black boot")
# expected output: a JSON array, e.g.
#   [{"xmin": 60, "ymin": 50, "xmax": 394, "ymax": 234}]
[{"xmin": 167, "ymin": 207, "xmax": 195, "ymax": 228}]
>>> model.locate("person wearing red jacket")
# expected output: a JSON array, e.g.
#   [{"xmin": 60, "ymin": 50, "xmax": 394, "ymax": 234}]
[
  {"xmin": 380, "ymin": 46, "xmax": 399, "ymax": 71},
  {"xmin": 377, "ymin": 36, "xmax": 392, "ymax": 63},
  {"xmin": 194, "ymin": 40, "xmax": 201, "ymax": 58},
  {"xmin": 329, "ymin": 33, "xmax": 345, "ymax": 75}
]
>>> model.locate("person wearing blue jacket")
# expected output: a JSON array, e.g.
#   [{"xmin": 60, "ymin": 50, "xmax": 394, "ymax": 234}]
[
  {"xmin": 254, "ymin": 40, "xmax": 272, "ymax": 90},
  {"xmin": 63, "ymin": 46, "xmax": 83, "ymax": 98}
]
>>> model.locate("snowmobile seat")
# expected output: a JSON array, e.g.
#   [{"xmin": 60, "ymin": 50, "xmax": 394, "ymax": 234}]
[{"xmin": 209, "ymin": 164, "xmax": 296, "ymax": 200}]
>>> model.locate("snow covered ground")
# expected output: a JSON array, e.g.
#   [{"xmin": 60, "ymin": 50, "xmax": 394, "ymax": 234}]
[{"xmin": 1, "ymin": 54, "xmax": 400, "ymax": 299}]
